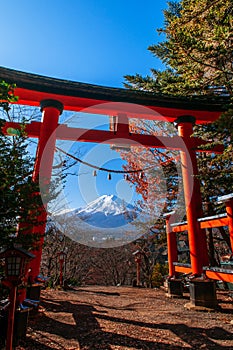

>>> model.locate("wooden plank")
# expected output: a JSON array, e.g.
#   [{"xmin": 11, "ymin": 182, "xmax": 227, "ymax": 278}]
[
  {"xmin": 172, "ymin": 224, "xmax": 188, "ymax": 232},
  {"xmin": 171, "ymin": 216, "xmax": 228, "ymax": 232},
  {"xmin": 200, "ymin": 217, "xmax": 228, "ymax": 229},
  {"xmin": 174, "ymin": 265, "xmax": 233, "ymax": 282},
  {"xmin": 197, "ymin": 213, "xmax": 227, "ymax": 222},
  {"xmin": 174, "ymin": 265, "xmax": 193, "ymax": 274},
  {"xmin": 205, "ymin": 270, "xmax": 233, "ymax": 283}
]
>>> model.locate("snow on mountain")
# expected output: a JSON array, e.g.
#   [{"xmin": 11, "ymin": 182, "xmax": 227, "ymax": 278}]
[
  {"xmin": 76, "ymin": 194, "xmax": 134, "ymax": 216},
  {"xmin": 75, "ymin": 194, "xmax": 138, "ymax": 228},
  {"xmin": 51, "ymin": 194, "xmax": 147, "ymax": 247}
]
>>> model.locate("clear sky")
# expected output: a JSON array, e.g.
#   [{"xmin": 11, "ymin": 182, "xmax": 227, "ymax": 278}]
[
  {"xmin": 1, "ymin": 0, "xmax": 170, "ymax": 211},
  {"xmin": 1, "ymin": 0, "xmax": 168, "ymax": 87}
]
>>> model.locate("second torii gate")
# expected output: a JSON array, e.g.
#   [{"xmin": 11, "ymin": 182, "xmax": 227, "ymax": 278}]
[{"xmin": 0, "ymin": 67, "xmax": 228, "ymax": 293}]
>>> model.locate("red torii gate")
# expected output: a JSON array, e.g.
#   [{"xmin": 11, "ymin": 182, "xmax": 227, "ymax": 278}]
[{"xmin": 0, "ymin": 67, "xmax": 229, "ymax": 292}]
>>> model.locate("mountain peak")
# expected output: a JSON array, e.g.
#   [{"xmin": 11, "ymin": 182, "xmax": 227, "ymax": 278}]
[
  {"xmin": 99, "ymin": 194, "xmax": 117, "ymax": 201},
  {"xmin": 73, "ymin": 194, "xmax": 137, "ymax": 228},
  {"xmin": 52, "ymin": 194, "xmax": 142, "ymax": 244},
  {"xmin": 77, "ymin": 194, "xmax": 129, "ymax": 216}
]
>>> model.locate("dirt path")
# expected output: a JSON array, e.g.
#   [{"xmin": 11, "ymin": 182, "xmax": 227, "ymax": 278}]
[{"xmin": 17, "ymin": 286, "xmax": 233, "ymax": 350}]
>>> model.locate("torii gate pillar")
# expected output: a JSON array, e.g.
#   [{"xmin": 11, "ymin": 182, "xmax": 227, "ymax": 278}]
[
  {"xmin": 175, "ymin": 116, "xmax": 209, "ymax": 275},
  {"xmin": 28, "ymin": 99, "xmax": 63, "ymax": 282}
]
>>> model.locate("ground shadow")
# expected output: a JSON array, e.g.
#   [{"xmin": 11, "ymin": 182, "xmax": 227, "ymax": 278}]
[
  {"xmin": 95, "ymin": 313, "xmax": 233, "ymax": 349},
  {"xmin": 20, "ymin": 337, "xmax": 61, "ymax": 350},
  {"xmin": 74, "ymin": 288, "xmax": 120, "ymax": 296},
  {"xmin": 24, "ymin": 295, "xmax": 233, "ymax": 350}
]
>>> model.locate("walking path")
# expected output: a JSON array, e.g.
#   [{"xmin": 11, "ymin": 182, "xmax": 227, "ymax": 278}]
[{"xmin": 18, "ymin": 286, "xmax": 233, "ymax": 349}]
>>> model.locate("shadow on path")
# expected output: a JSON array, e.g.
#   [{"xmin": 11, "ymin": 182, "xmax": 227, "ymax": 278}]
[
  {"xmin": 24, "ymin": 294, "xmax": 233, "ymax": 350},
  {"xmin": 73, "ymin": 288, "xmax": 120, "ymax": 296}
]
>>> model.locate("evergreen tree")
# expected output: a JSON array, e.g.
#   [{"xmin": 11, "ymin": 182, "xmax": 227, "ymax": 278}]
[
  {"xmin": 0, "ymin": 115, "xmax": 42, "ymax": 249},
  {"xmin": 125, "ymin": 0, "xmax": 232, "ymax": 203},
  {"xmin": 124, "ymin": 0, "xmax": 233, "ymax": 262},
  {"xmin": 0, "ymin": 82, "xmax": 66, "ymax": 249},
  {"xmin": 0, "ymin": 84, "xmax": 44, "ymax": 250},
  {"xmin": 0, "ymin": 80, "xmax": 17, "ymax": 110},
  {"xmin": 125, "ymin": 0, "xmax": 232, "ymax": 96}
]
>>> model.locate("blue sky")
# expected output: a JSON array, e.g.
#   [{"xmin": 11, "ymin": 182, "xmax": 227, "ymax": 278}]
[
  {"xmin": 1, "ymin": 0, "xmax": 170, "ymax": 209},
  {"xmin": 1, "ymin": 0, "xmax": 167, "ymax": 87}
]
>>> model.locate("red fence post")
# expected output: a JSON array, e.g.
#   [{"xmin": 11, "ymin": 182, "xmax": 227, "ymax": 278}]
[
  {"xmin": 225, "ymin": 199, "xmax": 233, "ymax": 255},
  {"xmin": 164, "ymin": 212, "xmax": 178, "ymax": 277}
]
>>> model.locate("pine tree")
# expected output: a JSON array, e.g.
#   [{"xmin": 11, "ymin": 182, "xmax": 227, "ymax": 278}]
[
  {"xmin": 124, "ymin": 0, "xmax": 233, "ymax": 262},
  {"xmin": 0, "ymin": 116, "xmax": 42, "ymax": 249},
  {"xmin": 125, "ymin": 0, "xmax": 233, "ymax": 96},
  {"xmin": 125, "ymin": 0, "xmax": 233, "ymax": 204},
  {"xmin": 0, "ymin": 80, "xmax": 18, "ymax": 110},
  {"xmin": 0, "ymin": 84, "xmax": 43, "ymax": 250}
]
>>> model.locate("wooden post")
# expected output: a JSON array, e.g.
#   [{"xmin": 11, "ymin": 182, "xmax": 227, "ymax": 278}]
[
  {"xmin": 133, "ymin": 251, "xmax": 142, "ymax": 287},
  {"xmin": 59, "ymin": 259, "xmax": 63, "ymax": 286},
  {"xmin": 175, "ymin": 116, "xmax": 209, "ymax": 275},
  {"xmin": 164, "ymin": 212, "xmax": 178, "ymax": 277},
  {"xmin": 29, "ymin": 100, "xmax": 63, "ymax": 282},
  {"xmin": 6, "ymin": 285, "xmax": 17, "ymax": 350},
  {"xmin": 217, "ymin": 194, "xmax": 233, "ymax": 256},
  {"xmin": 225, "ymin": 199, "xmax": 233, "ymax": 254},
  {"xmin": 136, "ymin": 259, "xmax": 141, "ymax": 287}
]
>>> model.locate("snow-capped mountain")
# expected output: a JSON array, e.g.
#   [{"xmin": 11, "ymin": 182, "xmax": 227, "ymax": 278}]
[
  {"xmin": 52, "ymin": 194, "xmax": 146, "ymax": 247},
  {"xmin": 75, "ymin": 194, "xmax": 138, "ymax": 228}
]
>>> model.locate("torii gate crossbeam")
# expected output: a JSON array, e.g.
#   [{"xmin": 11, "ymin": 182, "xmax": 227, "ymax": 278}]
[{"xmin": 0, "ymin": 67, "xmax": 229, "ymax": 295}]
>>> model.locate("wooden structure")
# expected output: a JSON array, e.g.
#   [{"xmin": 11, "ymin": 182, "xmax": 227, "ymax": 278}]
[
  {"xmin": 0, "ymin": 66, "xmax": 231, "ymax": 295},
  {"xmin": 164, "ymin": 193, "xmax": 233, "ymax": 283}
]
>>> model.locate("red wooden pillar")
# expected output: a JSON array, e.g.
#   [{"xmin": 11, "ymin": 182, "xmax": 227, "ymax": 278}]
[
  {"xmin": 29, "ymin": 99, "xmax": 63, "ymax": 281},
  {"xmin": 175, "ymin": 116, "xmax": 208, "ymax": 275},
  {"xmin": 136, "ymin": 259, "xmax": 141, "ymax": 287},
  {"xmin": 6, "ymin": 285, "xmax": 17, "ymax": 350},
  {"xmin": 59, "ymin": 259, "xmax": 63, "ymax": 286},
  {"xmin": 133, "ymin": 251, "xmax": 142, "ymax": 287},
  {"xmin": 226, "ymin": 199, "xmax": 233, "ymax": 254},
  {"xmin": 164, "ymin": 212, "xmax": 178, "ymax": 277}
]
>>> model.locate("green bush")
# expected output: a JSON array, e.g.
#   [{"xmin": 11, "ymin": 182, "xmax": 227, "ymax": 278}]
[{"xmin": 151, "ymin": 262, "xmax": 168, "ymax": 288}]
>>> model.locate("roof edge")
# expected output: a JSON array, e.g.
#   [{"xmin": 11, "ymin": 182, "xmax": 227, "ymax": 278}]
[{"xmin": 0, "ymin": 66, "xmax": 229, "ymax": 112}]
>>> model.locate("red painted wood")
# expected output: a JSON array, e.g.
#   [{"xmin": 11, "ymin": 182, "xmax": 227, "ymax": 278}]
[
  {"xmin": 165, "ymin": 215, "xmax": 178, "ymax": 277},
  {"xmin": 2, "ymin": 121, "xmax": 224, "ymax": 154},
  {"xmin": 200, "ymin": 217, "xmax": 229, "ymax": 229},
  {"xmin": 174, "ymin": 265, "xmax": 233, "ymax": 282},
  {"xmin": 205, "ymin": 270, "xmax": 233, "ymax": 283},
  {"xmin": 29, "ymin": 104, "xmax": 61, "ymax": 281},
  {"xmin": 172, "ymin": 224, "xmax": 188, "ymax": 233},
  {"xmin": 1, "ymin": 67, "xmax": 229, "ymax": 286},
  {"xmin": 174, "ymin": 265, "xmax": 193, "ymax": 274},
  {"xmin": 226, "ymin": 199, "xmax": 233, "ymax": 255},
  {"xmin": 13, "ymin": 86, "xmax": 222, "ymax": 124},
  {"xmin": 177, "ymin": 121, "xmax": 209, "ymax": 274},
  {"xmin": 172, "ymin": 217, "xmax": 229, "ymax": 232}
]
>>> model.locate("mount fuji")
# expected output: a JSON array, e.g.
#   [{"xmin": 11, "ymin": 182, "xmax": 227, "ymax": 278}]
[
  {"xmin": 74, "ymin": 194, "xmax": 138, "ymax": 228},
  {"xmin": 52, "ymin": 194, "xmax": 145, "ymax": 246}
]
